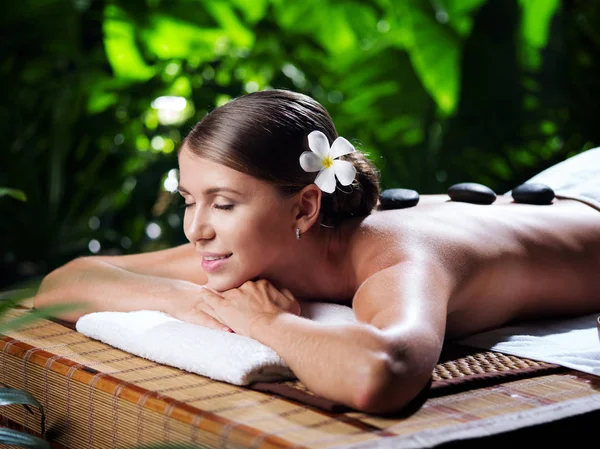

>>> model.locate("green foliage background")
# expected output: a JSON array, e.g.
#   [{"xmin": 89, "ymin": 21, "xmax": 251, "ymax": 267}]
[{"xmin": 1, "ymin": 0, "xmax": 599, "ymax": 288}]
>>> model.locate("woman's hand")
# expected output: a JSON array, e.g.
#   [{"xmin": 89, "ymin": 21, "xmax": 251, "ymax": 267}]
[
  {"xmin": 168, "ymin": 286, "xmax": 233, "ymax": 332},
  {"xmin": 199, "ymin": 279, "xmax": 302, "ymax": 338}
]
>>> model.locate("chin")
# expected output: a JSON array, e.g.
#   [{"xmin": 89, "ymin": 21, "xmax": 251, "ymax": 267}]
[{"xmin": 205, "ymin": 276, "xmax": 249, "ymax": 293}]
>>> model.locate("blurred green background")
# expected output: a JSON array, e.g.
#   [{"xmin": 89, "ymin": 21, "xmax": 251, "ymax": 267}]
[{"xmin": 1, "ymin": 0, "xmax": 599, "ymax": 289}]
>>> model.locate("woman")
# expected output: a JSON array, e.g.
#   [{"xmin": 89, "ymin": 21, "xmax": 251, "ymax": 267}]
[{"xmin": 33, "ymin": 89, "xmax": 600, "ymax": 414}]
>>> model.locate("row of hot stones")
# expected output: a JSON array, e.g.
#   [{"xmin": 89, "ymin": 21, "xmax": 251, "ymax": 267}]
[{"xmin": 379, "ymin": 182, "xmax": 555, "ymax": 210}]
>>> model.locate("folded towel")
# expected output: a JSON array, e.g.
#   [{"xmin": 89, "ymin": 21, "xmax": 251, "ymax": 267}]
[
  {"xmin": 75, "ymin": 301, "xmax": 357, "ymax": 385},
  {"xmin": 505, "ymin": 146, "xmax": 600, "ymax": 212},
  {"xmin": 458, "ymin": 313, "xmax": 600, "ymax": 376}
]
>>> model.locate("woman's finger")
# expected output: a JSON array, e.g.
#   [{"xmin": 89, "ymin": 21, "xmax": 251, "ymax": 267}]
[
  {"xmin": 280, "ymin": 288, "xmax": 294, "ymax": 300},
  {"xmin": 187, "ymin": 309, "xmax": 232, "ymax": 333},
  {"xmin": 199, "ymin": 286, "xmax": 225, "ymax": 308},
  {"xmin": 169, "ymin": 287, "xmax": 231, "ymax": 332},
  {"xmin": 280, "ymin": 288, "xmax": 301, "ymax": 316}
]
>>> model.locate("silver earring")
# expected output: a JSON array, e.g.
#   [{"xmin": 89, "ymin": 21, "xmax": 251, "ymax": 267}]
[{"xmin": 295, "ymin": 228, "xmax": 301, "ymax": 240}]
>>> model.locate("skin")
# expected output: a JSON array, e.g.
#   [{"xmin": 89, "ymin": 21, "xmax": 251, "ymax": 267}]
[{"xmin": 33, "ymin": 146, "xmax": 600, "ymax": 415}]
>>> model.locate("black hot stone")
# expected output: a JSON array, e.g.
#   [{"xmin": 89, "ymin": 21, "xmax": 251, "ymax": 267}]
[
  {"xmin": 447, "ymin": 182, "xmax": 496, "ymax": 205},
  {"xmin": 379, "ymin": 188, "xmax": 420, "ymax": 210},
  {"xmin": 512, "ymin": 183, "xmax": 555, "ymax": 205}
]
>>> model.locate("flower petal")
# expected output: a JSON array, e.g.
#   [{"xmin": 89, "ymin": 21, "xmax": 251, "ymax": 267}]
[
  {"xmin": 330, "ymin": 137, "xmax": 355, "ymax": 159},
  {"xmin": 299, "ymin": 151, "xmax": 323, "ymax": 172},
  {"xmin": 314, "ymin": 167, "xmax": 336, "ymax": 193},
  {"xmin": 333, "ymin": 160, "xmax": 356, "ymax": 186},
  {"xmin": 307, "ymin": 131, "xmax": 331, "ymax": 158}
]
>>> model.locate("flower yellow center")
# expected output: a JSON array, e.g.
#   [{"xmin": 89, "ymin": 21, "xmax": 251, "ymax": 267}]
[{"xmin": 322, "ymin": 156, "xmax": 334, "ymax": 168}]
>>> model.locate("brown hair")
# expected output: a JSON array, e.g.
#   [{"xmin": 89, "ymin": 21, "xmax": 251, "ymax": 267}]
[{"xmin": 182, "ymin": 89, "xmax": 380, "ymax": 227}]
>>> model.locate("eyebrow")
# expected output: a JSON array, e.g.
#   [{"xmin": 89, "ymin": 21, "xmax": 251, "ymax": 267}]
[{"xmin": 176, "ymin": 185, "xmax": 243, "ymax": 196}]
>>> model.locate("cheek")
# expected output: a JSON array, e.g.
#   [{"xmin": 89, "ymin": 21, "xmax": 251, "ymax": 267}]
[{"xmin": 248, "ymin": 213, "xmax": 290, "ymax": 248}]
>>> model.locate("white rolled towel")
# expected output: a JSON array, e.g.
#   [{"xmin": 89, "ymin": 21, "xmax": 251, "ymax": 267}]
[{"xmin": 76, "ymin": 301, "xmax": 357, "ymax": 385}]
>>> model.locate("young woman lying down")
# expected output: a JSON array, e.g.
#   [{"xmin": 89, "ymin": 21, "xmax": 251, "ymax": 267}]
[{"xmin": 34, "ymin": 89, "xmax": 600, "ymax": 414}]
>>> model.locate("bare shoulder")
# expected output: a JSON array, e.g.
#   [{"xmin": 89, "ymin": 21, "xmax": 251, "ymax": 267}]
[
  {"xmin": 348, "ymin": 195, "xmax": 600, "ymax": 335},
  {"xmin": 352, "ymin": 259, "xmax": 451, "ymax": 334},
  {"xmin": 84, "ymin": 243, "xmax": 208, "ymax": 285},
  {"xmin": 347, "ymin": 210, "xmax": 452, "ymax": 334}
]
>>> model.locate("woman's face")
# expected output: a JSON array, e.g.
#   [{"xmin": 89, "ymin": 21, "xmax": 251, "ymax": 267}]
[{"xmin": 177, "ymin": 146, "xmax": 296, "ymax": 291}]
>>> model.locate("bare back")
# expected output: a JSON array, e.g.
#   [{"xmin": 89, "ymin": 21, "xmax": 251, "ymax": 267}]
[{"xmin": 347, "ymin": 195, "xmax": 600, "ymax": 339}]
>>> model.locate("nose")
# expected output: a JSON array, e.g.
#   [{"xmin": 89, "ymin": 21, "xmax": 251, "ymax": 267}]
[{"xmin": 185, "ymin": 208, "xmax": 216, "ymax": 243}]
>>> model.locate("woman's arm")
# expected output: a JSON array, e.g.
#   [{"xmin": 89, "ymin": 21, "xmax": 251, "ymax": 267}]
[
  {"xmin": 33, "ymin": 244, "xmax": 228, "ymax": 330},
  {"xmin": 250, "ymin": 313, "xmax": 397, "ymax": 412},
  {"xmin": 349, "ymin": 260, "xmax": 451, "ymax": 413},
  {"xmin": 245, "ymin": 260, "xmax": 452, "ymax": 414}
]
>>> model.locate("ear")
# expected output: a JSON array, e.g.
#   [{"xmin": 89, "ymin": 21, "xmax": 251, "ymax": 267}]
[{"xmin": 293, "ymin": 184, "xmax": 322, "ymax": 233}]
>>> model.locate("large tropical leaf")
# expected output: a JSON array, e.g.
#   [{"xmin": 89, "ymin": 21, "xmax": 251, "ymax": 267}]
[
  {"xmin": 519, "ymin": 0, "xmax": 561, "ymax": 69},
  {"xmin": 0, "ymin": 428, "xmax": 49, "ymax": 449},
  {"xmin": 103, "ymin": 4, "xmax": 157, "ymax": 81},
  {"xmin": 0, "ymin": 388, "xmax": 45, "ymax": 436},
  {"xmin": 0, "ymin": 188, "xmax": 27, "ymax": 202},
  {"xmin": 396, "ymin": 0, "xmax": 484, "ymax": 115}
]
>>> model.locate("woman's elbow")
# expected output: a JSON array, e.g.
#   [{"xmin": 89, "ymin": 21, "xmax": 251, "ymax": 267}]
[
  {"xmin": 33, "ymin": 268, "xmax": 60, "ymax": 309},
  {"xmin": 32, "ymin": 259, "xmax": 87, "ymax": 320},
  {"xmin": 34, "ymin": 259, "xmax": 74, "ymax": 299},
  {"xmin": 352, "ymin": 353, "xmax": 431, "ymax": 415}
]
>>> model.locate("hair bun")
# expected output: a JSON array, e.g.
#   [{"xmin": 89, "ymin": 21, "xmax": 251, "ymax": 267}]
[{"xmin": 319, "ymin": 149, "xmax": 380, "ymax": 226}]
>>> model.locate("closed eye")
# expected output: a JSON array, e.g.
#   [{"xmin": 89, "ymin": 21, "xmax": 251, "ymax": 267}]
[{"xmin": 179, "ymin": 203, "xmax": 234, "ymax": 211}]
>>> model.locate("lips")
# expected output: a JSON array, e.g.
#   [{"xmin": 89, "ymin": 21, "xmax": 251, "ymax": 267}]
[
  {"xmin": 201, "ymin": 253, "xmax": 232, "ymax": 272},
  {"xmin": 200, "ymin": 251, "xmax": 232, "ymax": 257},
  {"xmin": 202, "ymin": 253, "xmax": 232, "ymax": 260}
]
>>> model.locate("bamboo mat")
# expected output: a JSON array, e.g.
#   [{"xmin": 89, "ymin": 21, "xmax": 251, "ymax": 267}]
[
  {"xmin": 251, "ymin": 348, "xmax": 566, "ymax": 412},
  {"xmin": 2, "ymin": 307, "xmax": 600, "ymax": 449}
]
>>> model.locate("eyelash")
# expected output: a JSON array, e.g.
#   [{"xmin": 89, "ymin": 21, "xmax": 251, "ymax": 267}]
[{"xmin": 180, "ymin": 203, "xmax": 234, "ymax": 211}]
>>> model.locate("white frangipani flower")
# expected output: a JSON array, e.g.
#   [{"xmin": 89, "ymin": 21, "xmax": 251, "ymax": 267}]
[{"xmin": 299, "ymin": 131, "xmax": 357, "ymax": 193}]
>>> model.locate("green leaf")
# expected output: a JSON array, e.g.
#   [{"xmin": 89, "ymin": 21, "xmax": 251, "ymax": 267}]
[
  {"xmin": 0, "ymin": 278, "xmax": 86, "ymax": 334},
  {"xmin": 0, "ymin": 277, "xmax": 43, "ymax": 299},
  {"xmin": 0, "ymin": 388, "xmax": 46, "ymax": 437},
  {"xmin": 520, "ymin": 0, "xmax": 560, "ymax": 48},
  {"xmin": 0, "ymin": 303, "xmax": 86, "ymax": 335},
  {"xmin": 0, "ymin": 298, "xmax": 35, "ymax": 321},
  {"xmin": 0, "ymin": 278, "xmax": 44, "ymax": 316},
  {"xmin": 341, "ymin": 82, "xmax": 400, "ymax": 116},
  {"xmin": 143, "ymin": 14, "xmax": 222, "ymax": 60},
  {"xmin": 230, "ymin": 0, "xmax": 269, "ymax": 24},
  {"xmin": 319, "ymin": 6, "xmax": 358, "ymax": 56},
  {"xmin": 0, "ymin": 428, "xmax": 50, "ymax": 449},
  {"xmin": 0, "ymin": 388, "xmax": 42, "ymax": 409},
  {"xmin": 0, "ymin": 188, "xmax": 27, "ymax": 202},
  {"xmin": 103, "ymin": 5, "xmax": 156, "ymax": 81},
  {"xmin": 401, "ymin": 2, "xmax": 461, "ymax": 115},
  {"xmin": 204, "ymin": 1, "xmax": 254, "ymax": 48},
  {"xmin": 274, "ymin": 1, "xmax": 320, "ymax": 33},
  {"xmin": 519, "ymin": 0, "xmax": 560, "ymax": 69},
  {"xmin": 443, "ymin": 0, "xmax": 487, "ymax": 36},
  {"xmin": 87, "ymin": 90, "xmax": 119, "ymax": 114}
]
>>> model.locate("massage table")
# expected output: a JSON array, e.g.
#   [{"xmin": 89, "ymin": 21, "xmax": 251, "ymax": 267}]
[{"xmin": 2, "ymin": 302, "xmax": 600, "ymax": 449}]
